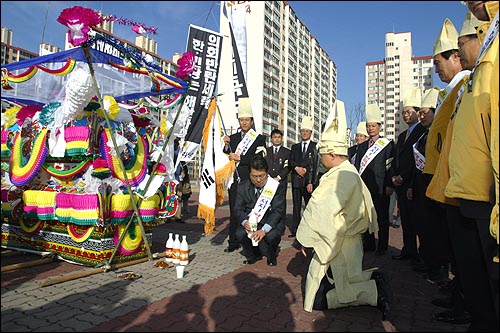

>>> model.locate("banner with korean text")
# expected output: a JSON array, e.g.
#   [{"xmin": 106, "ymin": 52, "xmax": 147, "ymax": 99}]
[{"xmin": 178, "ymin": 25, "xmax": 223, "ymax": 162}]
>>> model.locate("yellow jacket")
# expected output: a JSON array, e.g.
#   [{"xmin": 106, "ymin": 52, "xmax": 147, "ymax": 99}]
[
  {"xmin": 445, "ymin": 4, "xmax": 498, "ymax": 203},
  {"xmin": 423, "ymin": 73, "xmax": 469, "ymax": 175}
]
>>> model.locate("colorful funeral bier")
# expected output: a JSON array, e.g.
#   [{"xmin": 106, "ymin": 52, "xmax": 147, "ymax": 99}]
[{"xmin": 1, "ymin": 34, "xmax": 191, "ymax": 266}]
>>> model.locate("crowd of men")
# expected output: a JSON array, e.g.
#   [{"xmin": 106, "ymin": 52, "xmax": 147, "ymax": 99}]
[{"xmin": 215, "ymin": 2, "xmax": 497, "ymax": 331}]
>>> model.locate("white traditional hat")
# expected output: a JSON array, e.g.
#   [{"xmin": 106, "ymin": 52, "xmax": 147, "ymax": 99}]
[
  {"xmin": 356, "ymin": 121, "xmax": 368, "ymax": 137},
  {"xmin": 300, "ymin": 115, "xmax": 313, "ymax": 131},
  {"xmin": 459, "ymin": 10, "xmax": 486, "ymax": 37},
  {"xmin": 421, "ymin": 87, "xmax": 440, "ymax": 109},
  {"xmin": 403, "ymin": 87, "xmax": 422, "ymax": 108},
  {"xmin": 366, "ymin": 104, "xmax": 381, "ymax": 124},
  {"xmin": 238, "ymin": 97, "xmax": 253, "ymax": 118},
  {"xmin": 319, "ymin": 100, "xmax": 348, "ymax": 156},
  {"xmin": 433, "ymin": 18, "xmax": 459, "ymax": 55}
]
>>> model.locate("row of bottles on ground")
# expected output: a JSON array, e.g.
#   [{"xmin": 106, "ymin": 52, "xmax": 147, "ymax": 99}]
[{"xmin": 165, "ymin": 233, "xmax": 188, "ymax": 265}]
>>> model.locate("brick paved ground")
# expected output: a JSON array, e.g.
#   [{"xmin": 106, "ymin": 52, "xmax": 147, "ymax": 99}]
[{"xmin": 1, "ymin": 185, "xmax": 469, "ymax": 332}]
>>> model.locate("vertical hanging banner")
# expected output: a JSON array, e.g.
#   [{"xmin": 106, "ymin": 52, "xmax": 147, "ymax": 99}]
[
  {"xmin": 223, "ymin": 1, "xmax": 249, "ymax": 116},
  {"xmin": 178, "ymin": 25, "xmax": 223, "ymax": 162}
]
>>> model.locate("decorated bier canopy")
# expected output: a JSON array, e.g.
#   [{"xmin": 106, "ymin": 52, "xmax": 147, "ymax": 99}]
[{"xmin": 0, "ymin": 5, "xmax": 194, "ymax": 267}]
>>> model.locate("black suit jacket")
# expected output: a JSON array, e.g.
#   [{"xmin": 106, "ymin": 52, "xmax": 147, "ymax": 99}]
[
  {"xmin": 288, "ymin": 141, "xmax": 318, "ymax": 188},
  {"xmin": 354, "ymin": 138, "xmax": 394, "ymax": 196},
  {"xmin": 348, "ymin": 145, "xmax": 359, "ymax": 164},
  {"xmin": 233, "ymin": 179, "xmax": 286, "ymax": 233},
  {"xmin": 391, "ymin": 123, "xmax": 426, "ymax": 192},
  {"xmin": 224, "ymin": 131, "xmax": 266, "ymax": 183},
  {"xmin": 265, "ymin": 145, "xmax": 291, "ymax": 183}
]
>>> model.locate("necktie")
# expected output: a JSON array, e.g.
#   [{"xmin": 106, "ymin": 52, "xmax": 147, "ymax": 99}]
[
  {"xmin": 274, "ymin": 147, "xmax": 278, "ymax": 160},
  {"xmin": 302, "ymin": 142, "xmax": 307, "ymax": 154},
  {"xmin": 256, "ymin": 187, "xmax": 262, "ymax": 197},
  {"xmin": 404, "ymin": 130, "xmax": 410, "ymax": 143},
  {"xmin": 369, "ymin": 139, "xmax": 375, "ymax": 147}
]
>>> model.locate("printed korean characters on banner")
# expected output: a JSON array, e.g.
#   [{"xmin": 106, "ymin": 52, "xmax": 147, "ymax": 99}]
[{"xmin": 178, "ymin": 25, "xmax": 223, "ymax": 162}]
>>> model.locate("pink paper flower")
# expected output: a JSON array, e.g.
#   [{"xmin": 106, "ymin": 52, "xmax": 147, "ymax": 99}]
[
  {"xmin": 176, "ymin": 52, "xmax": 195, "ymax": 80},
  {"xmin": 57, "ymin": 6, "xmax": 102, "ymax": 47},
  {"xmin": 132, "ymin": 24, "xmax": 146, "ymax": 35}
]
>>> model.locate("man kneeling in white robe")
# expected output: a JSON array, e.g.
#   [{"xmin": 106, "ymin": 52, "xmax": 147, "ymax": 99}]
[{"xmin": 296, "ymin": 101, "xmax": 391, "ymax": 321}]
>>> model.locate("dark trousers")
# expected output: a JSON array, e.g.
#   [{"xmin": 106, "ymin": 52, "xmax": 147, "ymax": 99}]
[
  {"xmin": 236, "ymin": 224, "xmax": 282, "ymax": 260},
  {"xmin": 446, "ymin": 203, "xmax": 498, "ymax": 331},
  {"xmin": 290, "ymin": 186, "xmax": 311, "ymax": 234},
  {"xmin": 415, "ymin": 173, "xmax": 449, "ymax": 269},
  {"xmin": 364, "ymin": 191, "xmax": 390, "ymax": 251},
  {"xmin": 396, "ymin": 188, "xmax": 418, "ymax": 257},
  {"xmin": 227, "ymin": 183, "xmax": 240, "ymax": 248}
]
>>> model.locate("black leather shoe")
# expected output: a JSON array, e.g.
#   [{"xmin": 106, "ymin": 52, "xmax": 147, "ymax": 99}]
[
  {"xmin": 243, "ymin": 256, "xmax": 262, "ymax": 265},
  {"xmin": 224, "ymin": 245, "xmax": 241, "ymax": 253},
  {"xmin": 267, "ymin": 257, "xmax": 277, "ymax": 266},
  {"xmin": 434, "ymin": 310, "xmax": 472, "ymax": 324},
  {"xmin": 431, "ymin": 297, "xmax": 454, "ymax": 309},
  {"xmin": 375, "ymin": 277, "xmax": 391, "ymax": 321},
  {"xmin": 287, "ymin": 233, "xmax": 296, "ymax": 238},
  {"xmin": 392, "ymin": 252, "xmax": 413, "ymax": 260}
]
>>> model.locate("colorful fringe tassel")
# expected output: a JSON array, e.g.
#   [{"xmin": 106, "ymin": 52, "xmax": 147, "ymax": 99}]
[
  {"xmin": 64, "ymin": 126, "xmax": 90, "ymax": 156},
  {"xmin": 10, "ymin": 129, "xmax": 49, "ymax": 186},
  {"xmin": 55, "ymin": 192, "xmax": 99, "ymax": 225},
  {"xmin": 109, "ymin": 193, "xmax": 160, "ymax": 224},
  {"xmin": 22, "ymin": 190, "xmax": 56, "ymax": 220}
]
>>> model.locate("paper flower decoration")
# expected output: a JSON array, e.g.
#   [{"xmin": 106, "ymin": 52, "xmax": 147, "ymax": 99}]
[
  {"xmin": 16, "ymin": 105, "xmax": 43, "ymax": 126},
  {"xmin": 97, "ymin": 95, "xmax": 120, "ymax": 120},
  {"xmin": 3, "ymin": 106, "xmax": 21, "ymax": 129},
  {"xmin": 176, "ymin": 51, "xmax": 195, "ymax": 80},
  {"xmin": 57, "ymin": 6, "xmax": 103, "ymax": 47},
  {"xmin": 132, "ymin": 24, "xmax": 146, "ymax": 35}
]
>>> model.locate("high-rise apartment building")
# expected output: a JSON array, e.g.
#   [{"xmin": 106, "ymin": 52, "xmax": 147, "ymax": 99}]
[
  {"xmin": 365, "ymin": 32, "xmax": 433, "ymax": 140},
  {"xmin": 135, "ymin": 35, "xmax": 158, "ymax": 54},
  {"xmin": 218, "ymin": 1, "xmax": 337, "ymax": 147},
  {"xmin": 1, "ymin": 27, "xmax": 13, "ymax": 45}
]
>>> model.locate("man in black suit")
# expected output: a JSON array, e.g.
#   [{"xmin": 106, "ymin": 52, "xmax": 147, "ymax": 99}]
[
  {"xmin": 390, "ymin": 87, "xmax": 426, "ymax": 264},
  {"xmin": 265, "ymin": 128, "xmax": 291, "ymax": 222},
  {"xmin": 234, "ymin": 155, "xmax": 286, "ymax": 266},
  {"xmin": 354, "ymin": 104, "xmax": 394, "ymax": 255},
  {"xmin": 348, "ymin": 121, "xmax": 369, "ymax": 164},
  {"xmin": 223, "ymin": 98, "xmax": 267, "ymax": 253},
  {"xmin": 287, "ymin": 116, "xmax": 318, "ymax": 238}
]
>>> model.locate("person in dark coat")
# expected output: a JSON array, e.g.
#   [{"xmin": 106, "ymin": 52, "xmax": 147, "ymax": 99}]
[
  {"xmin": 287, "ymin": 116, "xmax": 318, "ymax": 238},
  {"xmin": 223, "ymin": 97, "xmax": 266, "ymax": 253},
  {"xmin": 354, "ymin": 104, "xmax": 394, "ymax": 255},
  {"xmin": 265, "ymin": 128, "xmax": 291, "ymax": 222}
]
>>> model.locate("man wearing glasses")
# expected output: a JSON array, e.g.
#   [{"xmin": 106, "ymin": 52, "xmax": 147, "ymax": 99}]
[{"xmin": 233, "ymin": 155, "xmax": 286, "ymax": 266}]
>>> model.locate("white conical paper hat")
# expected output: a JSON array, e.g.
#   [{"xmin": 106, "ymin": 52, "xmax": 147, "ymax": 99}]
[
  {"xmin": 421, "ymin": 87, "xmax": 440, "ymax": 109},
  {"xmin": 356, "ymin": 121, "xmax": 368, "ymax": 137},
  {"xmin": 433, "ymin": 18, "xmax": 459, "ymax": 55},
  {"xmin": 366, "ymin": 104, "xmax": 381, "ymax": 124},
  {"xmin": 403, "ymin": 87, "xmax": 422, "ymax": 108},
  {"xmin": 300, "ymin": 116, "xmax": 313, "ymax": 131},
  {"xmin": 319, "ymin": 100, "xmax": 348, "ymax": 156},
  {"xmin": 459, "ymin": 10, "xmax": 486, "ymax": 37},
  {"xmin": 238, "ymin": 97, "xmax": 253, "ymax": 118}
]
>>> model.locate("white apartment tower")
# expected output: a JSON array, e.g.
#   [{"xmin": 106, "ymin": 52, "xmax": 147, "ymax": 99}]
[
  {"xmin": 365, "ymin": 32, "xmax": 433, "ymax": 140},
  {"xmin": 135, "ymin": 35, "xmax": 158, "ymax": 54},
  {"xmin": 218, "ymin": 1, "xmax": 337, "ymax": 147},
  {"xmin": 1, "ymin": 27, "xmax": 13, "ymax": 45}
]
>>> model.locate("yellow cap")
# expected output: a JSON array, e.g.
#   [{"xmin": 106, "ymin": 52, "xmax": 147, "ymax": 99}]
[
  {"xmin": 300, "ymin": 116, "xmax": 313, "ymax": 131},
  {"xmin": 366, "ymin": 104, "xmax": 381, "ymax": 124},
  {"xmin": 319, "ymin": 100, "xmax": 348, "ymax": 156},
  {"xmin": 238, "ymin": 97, "xmax": 253, "ymax": 118},
  {"xmin": 421, "ymin": 87, "xmax": 440, "ymax": 109},
  {"xmin": 459, "ymin": 10, "xmax": 486, "ymax": 37},
  {"xmin": 433, "ymin": 18, "xmax": 459, "ymax": 55},
  {"xmin": 403, "ymin": 87, "xmax": 422, "ymax": 108},
  {"xmin": 356, "ymin": 121, "xmax": 368, "ymax": 137}
]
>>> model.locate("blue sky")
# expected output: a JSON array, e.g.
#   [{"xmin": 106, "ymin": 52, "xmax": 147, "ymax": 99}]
[{"xmin": 1, "ymin": 1, "xmax": 468, "ymax": 112}]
